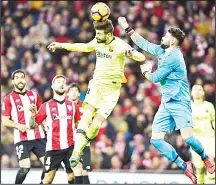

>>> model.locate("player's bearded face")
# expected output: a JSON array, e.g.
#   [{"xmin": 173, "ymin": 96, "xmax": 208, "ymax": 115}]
[
  {"xmin": 95, "ymin": 30, "xmax": 106, "ymax": 43},
  {"xmin": 53, "ymin": 79, "xmax": 66, "ymax": 95},
  {"xmin": 13, "ymin": 73, "xmax": 26, "ymax": 91},
  {"xmin": 160, "ymin": 32, "xmax": 172, "ymax": 49}
]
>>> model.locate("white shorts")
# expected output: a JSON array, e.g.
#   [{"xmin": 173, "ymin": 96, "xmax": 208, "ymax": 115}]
[{"xmin": 84, "ymin": 79, "xmax": 121, "ymax": 119}]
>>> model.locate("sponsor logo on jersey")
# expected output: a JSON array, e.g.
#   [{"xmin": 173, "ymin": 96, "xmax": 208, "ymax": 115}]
[
  {"xmin": 52, "ymin": 114, "xmax": 72, "ymax": 120},
  {"xmin": 96, "ymin": 51, "xmax": 112, "ymax": 59}
]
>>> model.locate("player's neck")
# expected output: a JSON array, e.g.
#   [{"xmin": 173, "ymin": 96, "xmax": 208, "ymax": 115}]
[
  {"xmin": 166, "ymin": 45, "xmax": 178, "ymax": 52},
  {"xmin": 14, "ymin": 88, "xmax": 26, "ymax": 94},
  {"xmin": 193, "ymin": 98, "xmax": 204, "ymax": 104},
  {"xmin": 53, "ymin": 93, "xmax": 66, "ymax": 102}
]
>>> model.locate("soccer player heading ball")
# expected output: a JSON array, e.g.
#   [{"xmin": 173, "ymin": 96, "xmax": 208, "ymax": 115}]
[{"xmin": 47, "ymin": 16, "xmax": 145, "ymax": 171}]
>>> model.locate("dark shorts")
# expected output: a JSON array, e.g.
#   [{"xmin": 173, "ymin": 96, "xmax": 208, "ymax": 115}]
[
  {"xmin": 15, "ymin": 138, "xmax": 46, "ymax": 161},
  {"xmin": 44, "ymin": 145, "xmax": 74, "ymax": 173},
  {"xmin": 82, "ymin": 146, "xmax": 92, "ymax": 171}
]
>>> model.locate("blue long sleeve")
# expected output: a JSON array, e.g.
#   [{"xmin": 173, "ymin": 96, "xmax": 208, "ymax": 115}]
[
  {"xmin": 150, "ymin": 54, "xmax": 179, "ymax": 83},
  {"xmin": 130, "ymin": 33, "xmax": 164, "ymax": 56}
]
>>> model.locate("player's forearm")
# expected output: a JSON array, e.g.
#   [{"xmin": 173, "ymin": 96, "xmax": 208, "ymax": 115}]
[
  {"xmin": 131, "ymin": 50, "xmax": 145, "ymax": 62},
  {"xmin": 2, "ymin": 117, "xmax": 19, "ymax": 128},
  {"xmin": 127, "ymin": 29, "xmax": 150, "ymax": 52},
  {"xmin": 60, "ymin": 43, "xmax": 93, "ymax": 52},
  {"xmin": 29, "ymin": 116, "xmax": 39, "ymax": 129}
]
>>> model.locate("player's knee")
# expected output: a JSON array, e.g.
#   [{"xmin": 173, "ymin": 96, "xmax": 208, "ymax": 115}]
[
  {"xmin": 19, "ymin": 158, "xmax": 31, "ymax": 168},
  {"xmin": 151, "ymin": 131, "xmax": 166, "ymax": 140},
  {"xmin": 82, "ymin": 170, "xmax": 88, "ymax": 176},
  {"xmin": 180, "ymin": 127, "xmax": 193, "ymax": 140}
]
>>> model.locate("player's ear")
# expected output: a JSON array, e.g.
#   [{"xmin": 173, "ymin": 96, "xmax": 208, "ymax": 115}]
[{"xmin": 12, "ymin": 80, "xmax": 15, "ymax": 85}]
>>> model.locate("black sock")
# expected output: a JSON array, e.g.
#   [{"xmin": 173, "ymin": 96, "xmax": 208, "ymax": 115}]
[
  {"xmin": 83, "ymin": 175, "xmax": 90, "ymax": 184},
  {"xmin": 15, "ymin": 168, "xmax": 30, "ymax": 184},
  {"xmin": 75, "ymin": 176, "xmax": 83, "ymax": 184},
  {"xmin": 68, "ymin": 179, "xmax": 75, "ymax": 184},
  {"xmin": 40, "ymin": 168, "xmax": 45, "ymax": 184}
]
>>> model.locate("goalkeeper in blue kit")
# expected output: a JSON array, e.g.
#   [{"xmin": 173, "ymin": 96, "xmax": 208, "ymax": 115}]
[{"xmin": 118, "ymin": 17, "xmax": 215, "ymax": 184}]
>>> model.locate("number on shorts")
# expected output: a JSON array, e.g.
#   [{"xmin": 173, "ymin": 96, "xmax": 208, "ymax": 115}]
[
  {"xmin": 86, "ymin": 88, "xmax": 90, "ymax": 94},
  {"xmin": 16, "ymin": 145, "xmax": 24, "ymax": 159},
  {"xmin": 45, "ymin": 157, "xmax": 51, "ymax": 171}
]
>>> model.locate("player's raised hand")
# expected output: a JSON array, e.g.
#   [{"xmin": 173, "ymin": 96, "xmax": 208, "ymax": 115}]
[
  {"xmin": 140, "ymin": 63, "xmax": 153, "ymax": 75},
  {"xmin": 47, "ymin": 42, "xmax": 62, "ymax": 52},
  {"xmin": 118, "ymin": 17, "xmax": 129, "ymax": 30},
  {"xmin": 29, "ymin": 104, "xmax": 37, "ymax": 116},
  {"xmin": 16, "ymin": 123, "xmax": 29, "ymax": 132}
]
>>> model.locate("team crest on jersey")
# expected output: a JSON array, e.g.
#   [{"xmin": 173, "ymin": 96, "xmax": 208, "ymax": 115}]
[
  {"xmin": 109, "ymin": 46, "xmax": 114, "ymax": 52},
  {"xmin": 67, "ymin": 105, "xmax": 72, "ymax": 111},
  {"xmin": 17, "ymin": 105, "xmax": 24, "ymax": 111},
  {"xmin": 29, "ymin": 96, "xmax": 35, "ymax": 101},
  {"xmin": 16, "ymin": 99, "xmax": 20, "ymax": 102},
  {"xmin": 52, "ymin": 107, "xmax": 56, "ymax": 111}
]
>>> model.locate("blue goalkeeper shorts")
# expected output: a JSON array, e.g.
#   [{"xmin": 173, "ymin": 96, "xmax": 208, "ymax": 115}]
[{"xmin": 152, "ymin": 99, "xmax": 193, "ymax": 132}]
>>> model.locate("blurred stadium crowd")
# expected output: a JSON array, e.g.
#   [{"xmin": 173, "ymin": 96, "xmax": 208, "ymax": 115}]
[{"xmin": 1, "ymin": 1, "xmax": 215, "ymax": 171}]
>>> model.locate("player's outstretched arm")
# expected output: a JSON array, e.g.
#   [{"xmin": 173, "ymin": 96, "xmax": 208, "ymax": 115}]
[
  {"xmin": 118, "ymin": 17, "xmax": 163, "ymax": 57},
  {"xmin": 47, "ymin": 40, "xmax": 95, "ymax": 53}
]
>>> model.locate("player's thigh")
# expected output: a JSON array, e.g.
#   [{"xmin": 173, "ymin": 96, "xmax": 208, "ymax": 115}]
[
  {"xmin": 168, "ymin": 100, "xmax": 193, "ymax": 131},
  {"xmin": 32, "ymin": 138, "xmax": 46, "ymax": 164},
  {"xmin": 152, "ymin": 103, "xmax": 174, "ymax": 133},
  {"xmin": 62, "ymin": 146, "xmax": 74, "ymax": 174},
  {"xmin": 15, "ymin": 141, "xmax": 32, "ymax": 167},
  {"xmin": 44, "ymin": 152, "xmax": 64, "ymax": 173},
  {"xmin": 82, "ymin": 146, "xmax": 92, "ymax": 172},
  {"xmin": 97, "ymin": 87, "xmax": 120, "ymax": 119}
]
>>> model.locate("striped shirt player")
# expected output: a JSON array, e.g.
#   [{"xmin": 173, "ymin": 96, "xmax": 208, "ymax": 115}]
[
  {"xmin": 29, "ymin": 75, "xmax": 80, "ymax": 184},
  {"xmin": 2, "ymin": 69, "xmax": 46, "ymax": 184},
  {"xmin": 3, "ymin": 90, "xmax": 45, "ymax": 144},
  {"xmin": 33, "ymin": 97, "xmax": 81, "ymax": 175}
]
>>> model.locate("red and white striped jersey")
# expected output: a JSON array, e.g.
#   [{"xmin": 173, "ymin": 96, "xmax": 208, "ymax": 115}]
[
  {"xmin": 34, "ymin": 98, "xmax": 81, "ymax": 152},
  {"xmin": 2, "ymin": 90, "xmax": 45, "ymax": 144}
]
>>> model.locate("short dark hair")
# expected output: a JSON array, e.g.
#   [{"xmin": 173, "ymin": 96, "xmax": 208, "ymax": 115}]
[
  {"xmin": 68, "ymin": 83, "xmax": 81, "ymax": 93},
  {"xmin": 93, "ymin": 19, "xmax": 114, "ymax": 34},
  {"xmin": 11, "ymin": 69, "xmax": 25, "ymax": 79},
  {"xmin": 52, "ymin": 75, "xmax": 66, "ymax": 84},
  {"xmin": 168, "ymin": 27, "xmax": 186, "ymax": 46}
]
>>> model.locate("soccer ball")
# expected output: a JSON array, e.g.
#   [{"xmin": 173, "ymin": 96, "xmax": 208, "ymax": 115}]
[{"xmin": 91, "ymin": 2, "xmax": 110, "ymax": 22}]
